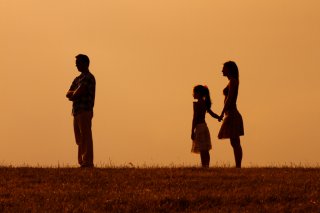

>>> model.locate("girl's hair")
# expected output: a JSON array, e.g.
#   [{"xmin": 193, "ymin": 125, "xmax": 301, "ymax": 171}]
[
  {"xmin": 223, "ymin": 61, "xmax": 239, "ymax": 79},
  {"xmin": 193, "ymin": 85, "xmax": 212, "ymax": 109}
]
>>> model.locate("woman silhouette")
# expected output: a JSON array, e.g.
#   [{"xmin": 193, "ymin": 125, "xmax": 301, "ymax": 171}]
[{"xmin": 218, "ymin": 61, "xmax": 244, "ymax": 168}]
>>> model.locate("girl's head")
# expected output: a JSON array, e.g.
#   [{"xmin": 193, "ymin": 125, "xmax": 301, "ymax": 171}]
[
  {"xmin": 222, "ymin": 61, "xmax": 239, "ymax": 79},
  {"xmin": 193, "ymin": 85, "xmax": 212, "ymax": 109}
]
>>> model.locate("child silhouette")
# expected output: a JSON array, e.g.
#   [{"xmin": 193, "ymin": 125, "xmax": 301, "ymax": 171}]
[{"xmin": 191, "ymin": 85, "xmax": 221, "ymax": 167}]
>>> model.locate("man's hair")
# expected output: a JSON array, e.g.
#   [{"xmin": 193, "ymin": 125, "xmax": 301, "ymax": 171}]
[{"xmin": 76, "ymin": 54, "xmax": 90, "ymax": 67}]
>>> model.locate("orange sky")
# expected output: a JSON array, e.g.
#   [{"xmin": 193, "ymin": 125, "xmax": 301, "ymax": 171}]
[{"xmin": 1, "ymin": 1, "xmax": 320, "ymax": 167}]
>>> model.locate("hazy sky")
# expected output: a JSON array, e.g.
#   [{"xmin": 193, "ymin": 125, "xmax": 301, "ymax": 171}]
[{"xmin": 1, "ymin": 1, "xmax": 320, "ymax": 167}]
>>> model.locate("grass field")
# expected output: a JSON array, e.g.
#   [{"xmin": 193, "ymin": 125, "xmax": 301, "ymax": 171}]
[{"xmin": 0, "ymin": 167, "xmax": 319, "ymax": 212}]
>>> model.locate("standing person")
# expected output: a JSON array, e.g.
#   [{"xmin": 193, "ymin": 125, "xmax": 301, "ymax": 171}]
[
  {"xmin": 66, "ymin": 54, "xmax": 96, "ymax": 168},
  {"xmin": 218, "ymin": 61, "xmax": 244, "ymax": 168},
  {"xmin": 191, "ymin": 85, "xmax": 221, "ymax": 168}
]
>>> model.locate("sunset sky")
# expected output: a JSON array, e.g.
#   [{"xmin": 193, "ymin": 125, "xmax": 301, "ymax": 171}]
[{"xmin": 1, "ymin": 1, "xmax": 319, "ymax": 167}]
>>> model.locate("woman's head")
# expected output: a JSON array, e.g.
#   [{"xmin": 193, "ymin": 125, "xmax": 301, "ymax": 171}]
[
  {"xmin": 193, "ymin": 85, "xmax": 211, "ymax": 109},
  {"xmin": 222, "ymin": 61, "xmax": 239, "ymax": 79}
]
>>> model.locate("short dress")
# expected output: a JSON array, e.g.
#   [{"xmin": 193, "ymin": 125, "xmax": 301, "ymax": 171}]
[
  {"xmin": 192, "ymin": 123, "xmax": 212, "ymax": 153},
  {"xmin": 218, "ymin": 79, "xmax": 244, "ymax": 139},
  {"xmin": 191, "ymin": 101, "xmax": 212, "ymax": 153}
]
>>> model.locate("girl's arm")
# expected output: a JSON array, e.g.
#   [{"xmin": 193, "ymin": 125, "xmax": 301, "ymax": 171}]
[
  {"xmin": 207, "ymin": 109, "xmax": 221, "ymax": 121},
  {"xmin": 191, "ymin": 102, "xmax": 197, "ymax": 140},
  {"xmin": 191, "ymin": 119, "xmax": 196, "ymax": 140}
]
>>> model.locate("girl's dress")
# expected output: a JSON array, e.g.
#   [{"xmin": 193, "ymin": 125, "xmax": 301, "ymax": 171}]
[
  {"xmin": 191, "ymin": 101, "xmax": 212, "ymax": 153},
  {"xmin": 218, "ymin": 78, "xmax": 244, "ymax": 139}
]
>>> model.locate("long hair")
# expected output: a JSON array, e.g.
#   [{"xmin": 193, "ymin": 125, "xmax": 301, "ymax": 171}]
[
  {"xmin": 193, "ymin": 85, "xmax": 212, "ymax": 110},
  {"xmin": 224, "ymin": 61, "xmax": 239, "ymax": 79}
]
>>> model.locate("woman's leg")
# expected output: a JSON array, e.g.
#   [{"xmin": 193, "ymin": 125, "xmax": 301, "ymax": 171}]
[
  {"xmin": 200, "ymin": 151, "xmax": 210, "ymax": 168},
  {"xmin": 230, "ymin": 137, "xmax": 242, "ymax": 168}
]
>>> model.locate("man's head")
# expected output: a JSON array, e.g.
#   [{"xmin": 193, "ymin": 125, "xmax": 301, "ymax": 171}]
[{"xmin": 75, "ymin": 54, "xmax": 90, "ymax": 72}]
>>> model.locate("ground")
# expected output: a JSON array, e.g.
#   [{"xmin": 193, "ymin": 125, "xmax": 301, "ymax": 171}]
[{"xmin": 0, "ymin": 167, "xmax": 319, "ymax": 212}]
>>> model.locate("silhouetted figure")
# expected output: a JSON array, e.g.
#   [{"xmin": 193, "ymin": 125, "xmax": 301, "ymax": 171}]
[
  {"xmin": 66, "ymin": 54, "xmax": 96, "ymax": 168},
  {"xmin": 191, "ymin": 85, "xmax": 221, "ymax": 168},
  {"xmin": 218, "ymin": 61, "xmax": 244, "ymax": 168}
]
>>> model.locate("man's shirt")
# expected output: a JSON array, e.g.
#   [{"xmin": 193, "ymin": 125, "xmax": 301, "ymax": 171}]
[{"xmin": 70, "ymin": 72, "xmax": 96, "ymax": 116}]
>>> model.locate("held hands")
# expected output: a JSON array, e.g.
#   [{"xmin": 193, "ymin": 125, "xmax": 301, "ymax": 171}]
[
  {"xmin": 218, "ymin": 114, "xmax": 224, "ymax": 122},
  {"xmin": 208, "ymin": 110, "xmax": 223, "ymax": 122}
]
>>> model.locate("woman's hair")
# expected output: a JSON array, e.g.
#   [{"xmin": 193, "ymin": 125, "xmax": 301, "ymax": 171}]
[
  {"xmin": 224, "ymin": 61, "xmax": 239, "ymax": 79},
  {"xmin": 193, "ymin": 85, "xmax": 212, "ymax": 109}
]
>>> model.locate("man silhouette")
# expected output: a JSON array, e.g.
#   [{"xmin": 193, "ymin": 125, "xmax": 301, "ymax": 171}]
[{"xmin": 66, "ymin": 54, "xmax": 96, "ymax": 168}]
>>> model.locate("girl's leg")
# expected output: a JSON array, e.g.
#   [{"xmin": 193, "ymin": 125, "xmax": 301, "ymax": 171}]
[
  {"xmin": 230, "ymin": 137, "xmax": 242, "ymax": 168},
  {"xmin": 200, "ymin": 151, "xmax": 210, "ymax": 168}
]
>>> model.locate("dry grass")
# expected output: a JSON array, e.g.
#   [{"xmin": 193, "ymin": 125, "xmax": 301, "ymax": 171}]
[{"xmin": 0, "ymin": 167, "xmax": 319, "ymax": 212}]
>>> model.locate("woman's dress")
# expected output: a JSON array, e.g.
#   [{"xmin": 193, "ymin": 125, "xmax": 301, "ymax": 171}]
[{"xmin": 218, "ymin": 78, "xmax": 244, "ymax": 139}]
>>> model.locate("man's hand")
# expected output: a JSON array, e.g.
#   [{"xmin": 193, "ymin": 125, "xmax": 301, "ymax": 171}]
[
  {"xmin": 66, "ymin": 91, "xmax": 74, "ymax": 101},
  {"xmin": 191, "ymin": 132, "xmax": 195, "ymax": 140}
]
